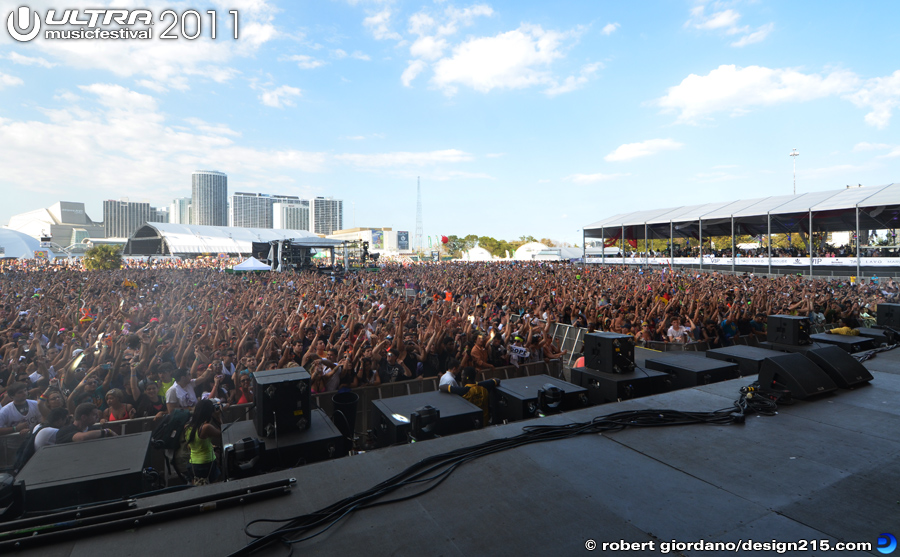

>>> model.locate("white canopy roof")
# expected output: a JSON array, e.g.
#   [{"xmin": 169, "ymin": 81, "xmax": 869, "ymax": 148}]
[
  {"xmin": 232, "ymin": 257, "xmax": 271, "ymax": 271},
  {"xmin": 585, "ymin": 183, "xmax": 900, "ymax": 239},
  {"xmin": 125, "ymin": 223, "xmax": 321, "ymax": 255}
]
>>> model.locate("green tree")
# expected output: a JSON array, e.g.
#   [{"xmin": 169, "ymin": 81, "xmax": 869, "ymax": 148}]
[{"xmin": 83, "ymin": 244, "xmax": 123, "ymax": 271}]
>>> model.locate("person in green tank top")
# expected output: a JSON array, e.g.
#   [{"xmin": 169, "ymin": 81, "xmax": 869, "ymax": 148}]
[{"xmin": 183, "ymin": 399, "xmax": 221, "ymax": 483}]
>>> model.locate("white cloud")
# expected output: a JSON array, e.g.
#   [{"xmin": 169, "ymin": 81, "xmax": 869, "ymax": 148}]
[
  {"xmin": 0, "ymin": 71, "xmax": 23, "ymax": 89},
  {"xmin": 364, "ymin": 9, "xmax": 403, "ymax": 41},
  {"xmin": 351, "ymin": 51, "xmax": 371, "ymax": 61},
  {"xmin": 438, "ymin": 5, "xmax": 494, "ymax": 36},
  {"xmin": 852, "ymin": 142, "xmax": 891, "ymax": 152},
  {"xmin": 335, "ymin": 149, "xmax": 474, "ymax": 168},
  {"xmin": 256, "ymin": 85, "xmax": 302, "ymax": 108},
  {"xmin": 136, "ymin": 79, "xmax": 169, "ymax": 93},
  {"xmin": 604, "ymin": 138, "xmax": 684, "ymax": 162},
  {"xmin": 431, "ymin": 24, "xmax": 572, "ymax": 95},
  {"xmin": 4, "ymin": 52, "xmax": 55, "ymax": 68},
  {"xmin": 410, "ymin": 36, "xmax": 449, "ymax": 61},
  {"xmin": 567, "ymin": 172, "xmax": 629, "ymax": 184},
  {"xmin": 657, "ymin": 65, "xmax": 859, "ymax": 124},
  {"xmin": 333, "ymin": 49, "xmax": 371, "ymax": 61},
  {"xmin": 401, "ymin": 60, "xmax": 428, "ymax": 87},
  {"xmin": 544, "ymin": 62, "xmax": 601, "ymax": 96},
  {"xmin": 0, "ymin": 83, "xmax": 327, "ymax": 208},
  {"xmin": 286, "ymin": 55, "xmax": 326, "ymax": 70},
  {"xmin": 408, "ymin": 12, "xmax": 436, "ymax": 36},
  {"xmin": 731, "ymin": 23, "xmax": 774, "ymax": 47},
  {"xmin": 333, "ymin": 49, "xmax": 348, "ymax": 59},
  {"xmin": 0, "ymin": 0, "xmax": 278, "ymax": 89},
  {"xmin": 846, "ymin": 70, "xmax": 900, "ymax": 129},
  {"xmin": 601, "ymin": 23, "xmax": 620, "ymax": 36},
  {"xmin": 687, "ymin": 6, "xmax": 743, "ymax": 33},
  {"xmin": 686, "ymin": 4, "xmax": 773, "ymax": 47}
]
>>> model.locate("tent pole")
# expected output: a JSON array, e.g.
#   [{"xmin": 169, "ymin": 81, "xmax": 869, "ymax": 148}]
[
  {"xmin": 809, "ymin": 209, "xmax": 814, "ymax": 278},
  {"xmin": 731, "ymin": 215, "xmax": 735, "ymax": 274},
  {"xmin": 644, "ymin": 222, "xmax": 648, "ymax": 267},
  {"xmin": 767, "ymin": 212, "xmax": 772, "ymax": 276},
  {"xmin": 670, "ymin": 221, "xmax": 674, "ymax": 263},
  {"xmin": 622, "ymin": 224, "xmax": 625, "ymax": 263},
  {"xmin": 856, "ymin": 206, "xmax": 861, "ymax": 280},
  {"xmin": 601, "ymin": 226, "xmax": 605, "ymax": 265},
  {"xmin": 699, "ymin": 218, "xmax": 703, "ymax": 272}
]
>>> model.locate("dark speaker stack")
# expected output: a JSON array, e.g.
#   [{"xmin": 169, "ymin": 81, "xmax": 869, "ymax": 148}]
[
  {"xmin": 645, "ymin": 354, "xmax": 740, "ymax": 389},
  {"xmin": 253, "ymin": 367, "xmax": 312, "ymax": 438},
  {"xmin": 876, "ymin": 302, "xmax": 900, "ymax": 329},
  {"xmin": 767, "ymin": 315, "xmax": 810, "ymax": 346},
  {"xmin": 570, "ymin": 366, "xmax": 670, "ymax": 405},
  {"xmin": 583, "ymin": 332, "xmax": 636, "ymax": 374}
]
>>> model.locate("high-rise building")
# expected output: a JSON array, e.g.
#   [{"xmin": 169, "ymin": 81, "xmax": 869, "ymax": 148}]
[
  {"xmin": 103, "ymin": 199, "xmax": 151, "ymax": 238},
  {"xmin": 273, "ymin": 201, "xmax": 309, "ymax": 230},
  {"xmin": 150, "ymin": 207, "xmax": 169, "ymax": 223},
  {"xmin": 191, "ymin": 170, "xmax": 227, "ymax": 226},
  {"xmin": 231, "ymin": 193, "xmax": 306, "ymax": 229},
  {"xmin": 170, "ymin": 197, "xmax": 191, "ymax": 225},
  {"xmin": 309, "ymin": 197, "xmax": 343, "ymax": 235}
]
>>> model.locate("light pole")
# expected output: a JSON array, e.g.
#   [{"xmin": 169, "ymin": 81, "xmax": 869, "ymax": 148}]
[{"xmin": 790, "ymin": 148, "xmax": 799, "ymax": 195}]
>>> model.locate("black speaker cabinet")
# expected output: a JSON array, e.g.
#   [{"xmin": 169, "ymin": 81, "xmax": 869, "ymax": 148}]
[
  {"xmin": 758, "ymin": 353, "xmax": 837, "ymax": 399},
  {"xmin": 767, "ymin": 315, "xmax": 810, "ymax": 345},
  {"xmin": 644, "ymin": 354, "xmax": 740, "ymax": 389},
  {"xmin": 570, "ymin": 366, "xmax": 669, "ymax": 404},
  {"xmin": 253, "ymin": 367, "xmax": 311, "ymax": 438},
  {"xmin": 706, "ymin": 345, "xmax": 785, "ymax": 376},
  {"xmin": 16, "ymin": 432, "xmax": 151, "ymax": 512},
  {"xmin": 804, "ymin": 346, "xmax": 874, "ymax": 388},
  {"xmin": 876, "ymin": 303, "xmax": 900, "ymax": 328},
  {"xmin": 370, "ymin": 391, "xmax": 483, "ymax": 448},
  {"xmin": 583, "ymin": 332, "xmax": 636, "ymax": 374},
  {"xmin": 495, "ymin": 375, "xmax": 589, "ymax": 422}
]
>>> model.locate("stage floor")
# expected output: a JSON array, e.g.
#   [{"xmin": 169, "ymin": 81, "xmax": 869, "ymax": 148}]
[{"xmin": 19, "ymin": 347, "xmax": 900, "ymax": 556}]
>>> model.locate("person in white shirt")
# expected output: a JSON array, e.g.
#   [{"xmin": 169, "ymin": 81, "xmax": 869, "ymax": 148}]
[
  {"xmin": 667, "ymin": 317, "xmax": 690, "ymax": 344},
  {"xmin": 439, "ymin": 358, "xmax": 461, "ymax": 388},
  {"xmin": 33, "ymin": 408, "xmax": 69, "ymax": 451},
  {"xmin": 0, "ymin": 383, "xmax": 41, "ymax": 435}
]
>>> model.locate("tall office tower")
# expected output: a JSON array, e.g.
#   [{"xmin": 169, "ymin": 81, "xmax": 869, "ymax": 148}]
[
  {"xmin": 309, "ymin": 197, "xmax": 343, "ymax": 235},
  {"xmin": 103, "ymin": 199, "xmax": 151, "ymax": 238},
  {"xmin": 230, "ymin": 192, "xmax": 272, "ymax": 228},
  {"xmin": 273, "ymin": 201, "xmax": 310, "ymax": 230},
  {"xmin": 191, "ymin": 170, "xmax": 227, "ymax": 226},
  {"xmin": 149, "ymin": 206, "xmax": 169, "ymax": 223},
  {"xmin": 170, "ymin": 197, "xmax": 192, "ymax": 224}
]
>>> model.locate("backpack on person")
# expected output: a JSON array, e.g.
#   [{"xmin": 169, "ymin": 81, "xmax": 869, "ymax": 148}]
[
  {"xmin": 150, "ymin": 409, "xmax": 190, "ymax": 451},
  {"xmin": 150, "ymin": 409, "xmax": 191, "ymax": 481},
  {"xmin": 11, "ymin": 424, "xmax": 43, "ymax": 475}
]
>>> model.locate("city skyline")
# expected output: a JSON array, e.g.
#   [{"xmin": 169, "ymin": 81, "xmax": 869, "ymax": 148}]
[{"xmin": 1, "ymin": 1, "xmax": 899, "ymax": 245}]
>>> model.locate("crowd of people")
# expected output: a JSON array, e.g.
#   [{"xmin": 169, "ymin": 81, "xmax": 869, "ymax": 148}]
[{"xmin": 0, "ymin": 257, "xmax": 895, "ymax": 481}]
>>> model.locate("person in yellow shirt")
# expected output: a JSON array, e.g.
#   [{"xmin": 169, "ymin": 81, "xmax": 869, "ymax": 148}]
[{"xmin": 183, "ymin": 399, "xmax": 221, "ymax": 484}]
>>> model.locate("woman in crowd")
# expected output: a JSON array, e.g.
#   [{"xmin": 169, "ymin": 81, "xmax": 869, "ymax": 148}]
[{"xmin": 183, "ymin": 398, "xmax": 221, "ymax": 484}]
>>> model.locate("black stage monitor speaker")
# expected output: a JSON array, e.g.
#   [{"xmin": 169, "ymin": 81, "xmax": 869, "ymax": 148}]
[
  {"xmin": 583, "ymin": 332, "xmax": 636, "ymax": 374},
  {"xmin": 767, "ymin": 315, "xmax": 810, "ymax": 346},
  {"xmin": 254, "ymin": 367, "xmax": 312, "ymax": 438},
  {"xmin": 876, "ymin": 302, "xmax": 900, "ymax": 329},
  {"xmin": 645, "ymin": 354, "xmax": 740, "ymax": 389},
  {"xmin": 758, "ymin": 353, "xmax": 838, "ymax": 399},
  {"xmin": 370, "ymin": 391, "xmax": 482, "ymax": 448},
  {"xmin": 804, "ymin": 346, "xmax": 874, "ymax": 389},
  {"xmin": 16, "ymin": 432, "xmax": 152, "ymax": 513}
]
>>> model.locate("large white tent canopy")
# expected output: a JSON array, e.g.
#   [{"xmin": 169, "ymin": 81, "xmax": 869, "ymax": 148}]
[
  {"xmin": 585, "ymin": 183, "xmax": 900, "ymax": 240},
  {"xmin": 124, "ymin": 223, "xmax": 320, "ymax": 256}
]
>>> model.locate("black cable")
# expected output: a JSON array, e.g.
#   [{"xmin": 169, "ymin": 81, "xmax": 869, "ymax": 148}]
[{"xmin": 228, "ymin": 387, "xmax": 769, "ymax": 557}]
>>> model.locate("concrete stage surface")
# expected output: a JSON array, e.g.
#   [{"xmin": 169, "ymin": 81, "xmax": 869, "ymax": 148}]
[{"xmin": 16, "ymin": 349, "xmax": 900, "ymax": 556}]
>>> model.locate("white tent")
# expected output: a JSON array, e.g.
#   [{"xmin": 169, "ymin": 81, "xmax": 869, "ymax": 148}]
[
  {"xmin": 0, "ymin": 228, "xmax": 47, "ymax": 259},
  {"xmin": 232, "ymin": 257, "xmax": 271, "ymax": 271}
]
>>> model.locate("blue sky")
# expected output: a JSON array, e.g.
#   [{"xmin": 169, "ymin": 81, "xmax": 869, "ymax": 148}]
[{"xmin": 1, "ymin": 0, "xmax": 899, "ymax": 245}]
